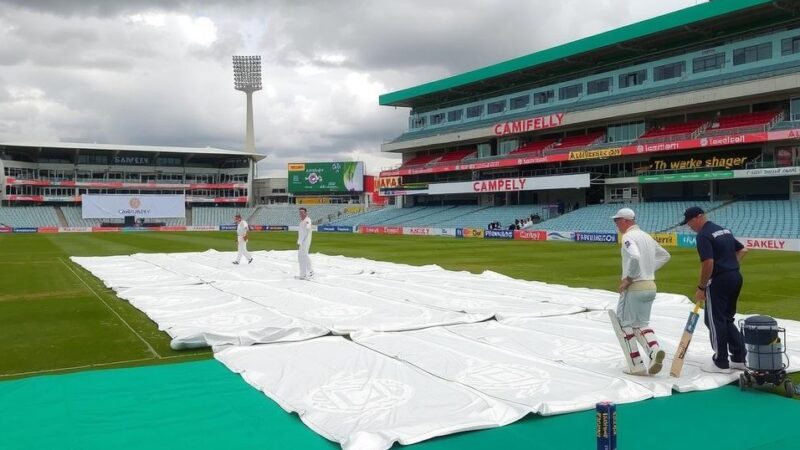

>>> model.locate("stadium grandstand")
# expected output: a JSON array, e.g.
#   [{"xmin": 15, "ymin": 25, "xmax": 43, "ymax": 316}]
[
  {"xmin": 334, "ymin": 0, "xmax": 800, "ymax": 238},
  {"xmin": 0, "ymin": 142, "xmax": 261, "ymax": 227},
  {"xmin": 0, "ymin": 143, "xmax": 374, "ymax": 228}
]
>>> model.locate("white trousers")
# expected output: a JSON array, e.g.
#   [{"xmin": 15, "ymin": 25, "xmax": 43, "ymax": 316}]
[
  {"xmin": 298, "ymin": 241, "xmax": 313, "ymax": 276},
  {"xmin": 236, "ymin": 237, "xmax": 251, "ymax": 263}
]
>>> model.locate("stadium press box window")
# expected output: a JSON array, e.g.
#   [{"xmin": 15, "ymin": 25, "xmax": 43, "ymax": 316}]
[{"xmin": 733, "ymin": 42, "xmax": 772, "ymax": 66}]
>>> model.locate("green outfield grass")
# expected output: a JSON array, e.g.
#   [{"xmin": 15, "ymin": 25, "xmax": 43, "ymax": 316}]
[{"xmin": 1, "ymin": 231, "xmax": 798, "ymax": 393}]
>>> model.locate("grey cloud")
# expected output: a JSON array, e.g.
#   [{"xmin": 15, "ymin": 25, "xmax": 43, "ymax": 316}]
[
  {"xmin": 0, "ymin": 0, "xmax": 700, "ymax": 176},
  {"xmin": 0, "ymin": 0, "xmax": 184, "ymax": 17}
]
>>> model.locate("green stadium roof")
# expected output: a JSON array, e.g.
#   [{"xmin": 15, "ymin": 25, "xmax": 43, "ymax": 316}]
[{"xmin": 379, "ymin": 0, "xmax": 784, "ymax": 108}]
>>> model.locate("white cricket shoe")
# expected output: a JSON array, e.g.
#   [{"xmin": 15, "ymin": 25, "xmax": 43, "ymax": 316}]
[{"xmin": 648, "ymin": 349, "xmax": 666, "ymax": 375}]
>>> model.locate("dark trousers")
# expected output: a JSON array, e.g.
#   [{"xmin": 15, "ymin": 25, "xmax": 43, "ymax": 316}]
[{"xmin": 704, "ymin": 270, "xmax": 745, "ymax": 368}]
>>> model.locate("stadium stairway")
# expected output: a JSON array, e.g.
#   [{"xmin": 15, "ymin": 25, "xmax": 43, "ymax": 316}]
[{"xmin": 54, "ymin": 206, "xmax": 68, "ymax": 227}]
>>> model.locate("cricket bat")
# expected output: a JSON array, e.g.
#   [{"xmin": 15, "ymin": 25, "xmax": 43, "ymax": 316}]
[{"xmin": 669, "ymin": 303, "xmax": 703, "ymax": 377}]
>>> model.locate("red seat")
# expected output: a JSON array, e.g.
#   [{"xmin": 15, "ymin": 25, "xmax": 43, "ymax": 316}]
[
  {"xmin": 399, "ymin": 154, "xmax": 440, "ymax": 168},
  {"xmin": 509, "ymin": 140, "xmax": 557, "ymax": 155},
  {"xmin": 714, "ymin": 111, "xmax": 780, "ymax": 130},
  {"xmin": 434, "ymin": 149, "xmax": 476, "ymax": 164},
  {"xmin": 639, "ymin": 120, "xmax": 705, "ymax": 139},
  {"xmin": 551, "ymin": 132, "xmax": 605, "ymax": 150}
]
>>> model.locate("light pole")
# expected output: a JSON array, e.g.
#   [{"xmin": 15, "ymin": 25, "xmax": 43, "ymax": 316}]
[{"xmin": 232, "ymin": 55, "xmax": 262, "ymax": 153}]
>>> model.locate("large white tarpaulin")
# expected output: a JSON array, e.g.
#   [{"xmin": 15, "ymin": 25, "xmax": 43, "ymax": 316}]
[
  {"xmin": 115, "ymin": 284, "xmax": 329, "ymax": 348},
  {"xmin": 215, "ymin": 337, "xmax": 528, "ymax": 450},
  {"xmin": 72, "ymin": 255, "xmax": 202, "ymax": 288},
  {"xmin": 71, "ymin": 250, "xmax": 800, "ymax": 450},
  {"xmin": 211, "ymin": 280, "xmax": 491, "ymax": 334},
  {"xmin": 82, "ymin": 194, "xmax": 185, "ymax": 218},
  {"xmin": 352, "ymin": 327, "xmax": 653, "ymax": 415}
]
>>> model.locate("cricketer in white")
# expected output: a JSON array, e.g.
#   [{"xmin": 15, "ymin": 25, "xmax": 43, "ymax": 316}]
[
  {"xmin": 609, "ymin": 207, "xmax": 671, "ymax": 375},
  {"xmin": 233, "ymin": 214, "xmax": 253, "ymax": 265},
  {"xmin": 296, "ymin": 207, "xmax": 314, "ymax": 279}
]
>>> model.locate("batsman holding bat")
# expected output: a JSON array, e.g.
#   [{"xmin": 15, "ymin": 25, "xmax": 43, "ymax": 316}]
[{"xmin": 608, "ymin": 208, "xmax": 671, "ymax": 375}]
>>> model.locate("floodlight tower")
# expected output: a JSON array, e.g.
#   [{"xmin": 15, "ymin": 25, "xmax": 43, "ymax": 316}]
[{"xmin": 232, "ymin": 55, "xmax": 262, "ymax": 153}]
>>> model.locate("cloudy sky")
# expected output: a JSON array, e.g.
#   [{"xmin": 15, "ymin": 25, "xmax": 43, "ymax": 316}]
[{"xmin": 0, "ymin": 0, "xmax": 704, "ymax": 177}]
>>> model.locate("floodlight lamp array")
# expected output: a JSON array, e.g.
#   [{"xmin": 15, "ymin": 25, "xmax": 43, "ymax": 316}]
[{"xmin": 233, "ymin": 55, "xmax": 262, "ymax": 91}]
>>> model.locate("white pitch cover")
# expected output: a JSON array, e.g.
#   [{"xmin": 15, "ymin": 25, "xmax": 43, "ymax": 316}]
[
  {"xmin": 331, "ymin": 274, "xmax": 586, "ymax": 319},
  {"xmin": 214, "ymin": 337, "xmax": 528, "ymax": 450},
  {"xmin": 72, "ymin": 250, "xmax": 800, "ymax": 449},
  {"xmin": 352, "ymin": 327, "xmax": 653, "ymax": 415},
  {"xmin": 210, "ymin": 280, "xmax": 491, "ymax": 334},
  {"xmin": 473, "ymin": 314, "xmax": 741, "ymax": 395},
  {"xmin": 114, "ymin": 283, "xmax": 329, "ymax": 348},
  {"xmin": 71, "ymin": 255, "xmax": 202, "ymax": 288}
]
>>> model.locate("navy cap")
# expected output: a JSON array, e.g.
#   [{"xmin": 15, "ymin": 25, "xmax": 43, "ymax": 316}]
[{"xmin": 680, "ymin": 206, "xmax": 704, "ymax": 225}]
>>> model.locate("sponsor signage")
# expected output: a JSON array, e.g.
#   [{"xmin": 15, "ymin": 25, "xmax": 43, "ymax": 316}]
[
  {"xmin": 380, "ymin": 189, "xmax": 430, "ymax": 196},
  {"xmin": 0, "ymin": 226, "xmax": 12, "ymax": 233},
  {"xmin": 462, "ymin": 228, "xmax": 485, "ymax": 238},
  {"xmin": 296, "ymin": 197, "xmax": 329, "ymax": 205},
  {"xmin": 493, "ymin": 113, "xmax": 565, "ymax": 136},
  {"xmin": 267, "ymin": 225, "xmax": 289, "ymax": 231},
  {"xmin": 318, "ymin": 225, "xmax": 353, "ymax": 233},
  {"xmin": 288, "ymin": 161, "xmax": 364, "ymax": 193},
  {"xmin": 484, "ymin": 229, "xmax": 514, "ymax": 239},
  {"xmin": 547, "ymin": 231, "xmax": 575, "ymax": 241},
  {"xmin": 112, "ymin": 155, "xmax": 152, "ymax": 166},
  {"xmin": 650, "ymin": 233, "xmax": 677, "ymax": 246},
  {"xmin": 568, "ymin": 148, "xmax": 621, "ymax": 161},
  {"xmin": 472, "ymin": 178, "xmax": 527, "ymax": 192},
  {"xmin": 380, "ymin": 127, "xmax": 800, "ymax": 178},
  {"xmin": 575, "ymin": 232, "xmax": 618, "ymax": 243},
  {"xmin": 427, "ymin": 173, "xmax": 590, "ymax": 196},
  {"xmin": 4, "ymin": 178, "xmax": 246, "ymax": 190},
  {"xmin": 12, "ymin": 227, "xmax": 38, "ymax": 233},
  {"xmin": 91, "ymin": 227, "xmax": 119, "ymax": 232},
  {"xmin": 157, "ymin": 226, "xmax": 186, "ymax": 232},
  {"xmin": 385, "ymin": 226, "xmax": 403, "ymax": 235},
  {"xmin": 639, "ymin": 171, "xmax": 733, "ymax": 183},
  {"xmin": 212, "ymin": 197, "xmax": 248, "ymax": 203},
  {"xmin": 404, "ymin": 227, "xmax": 432, "ymax": 236},
  {"xmin": 82, "ymin": 194, "xmax": 185, "ymax": 218},
  {"xmin": 677, "ymin": 234, "xmax": 696, "ymax": 248},
  {"xmin": 455, "ymin": 228, "xmax": 464, "ymax": 238},
  {"xmin": 514, "ymin": 230, "xmax": 547, "ymax": 241},
  {"xmin": 734, "ymin": 166, "xmax": 800, "ymax": 178},
  {"xmin": 648, "ymin": 153, "xmax": 754, "ymax": 172},
  {"xmin": 7, "ymin": 195, "xmax": 43, "ymax": 202},
  {"xmin": 380, "ymin": 182, "xmax": 429, "ymax": 197},
  {"xmin": 58, "ymin": 227, "xmax": 92, "ymax": 233},
  {"xmin": 376, "ymin": 177, "xmax": 402, "ymax": 189},
  {"xmin": 219, "ymin": 224, "xmax": 237, "ymax": 231},
  {"xmin": 440, "ymin": 228, "xmax": 459, "ymax": 237},
  {"xmin": 359, "ymin": 225, "xmax": 402, "ymax": 234},
  {"xmin": 37, "ymin": 226, "xmax": 59, "ymax": 234},
  {"xmin": 739, "ymin": 237, "xmax": 800, "ymax": 252},
  {"xmin": 187, "ymin": 225, "xmax": 218, "ymax": 231}
]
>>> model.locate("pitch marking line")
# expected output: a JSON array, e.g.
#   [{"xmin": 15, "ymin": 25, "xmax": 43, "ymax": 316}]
[
  {"xmin": 59, "ymin": 257, "xmax": 161, "ymax": 359},
  {"xmin": 0, "ymin": 354, "xmax": 200, "ymax": 379}
]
